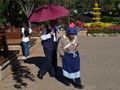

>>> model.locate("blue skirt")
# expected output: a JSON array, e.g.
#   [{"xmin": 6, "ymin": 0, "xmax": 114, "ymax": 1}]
[{"xmin": 62, "ymin": 51, "xmax": 80, "ymax": 79}]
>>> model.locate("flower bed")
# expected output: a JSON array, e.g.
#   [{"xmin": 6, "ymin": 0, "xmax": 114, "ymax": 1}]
[
  {"xmin": 87, "ymin": 25, "xmax": 120, "ymax": 36},
  {"xmin": 106, "ymin": 25, "xmax": 120, "ymax": 30},
  {"xmin": 84, "ymin": 22, "xmax": 115, "ymax": 28}
]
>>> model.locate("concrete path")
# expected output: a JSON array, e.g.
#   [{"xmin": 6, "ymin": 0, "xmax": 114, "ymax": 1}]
[{"xmin": 0, "ymin": 31, "xmax": 120, "ymax": 90}]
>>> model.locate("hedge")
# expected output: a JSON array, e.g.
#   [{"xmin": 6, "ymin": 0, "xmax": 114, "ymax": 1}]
[
  {"xmin": 101, "ymin": 16, "xmax": 120, "ymax": 24},
  {"xmin": 87, "ymin": 30, "xmax": 120, "ymax": 35}
]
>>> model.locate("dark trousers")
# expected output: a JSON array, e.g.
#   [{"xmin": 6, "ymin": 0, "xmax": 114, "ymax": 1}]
[
  {"xmin": 75, "ymin": 77, "xmax": 81, "ymax": 85},
  {"xmin": 39, "ymin": 47, "xmax": 57, "ymax": 77}
]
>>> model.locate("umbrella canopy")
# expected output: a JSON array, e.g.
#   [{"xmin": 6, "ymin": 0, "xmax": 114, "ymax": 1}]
[{"xmin": 28, "ymin": 4, "xmax": 69, "ymax": 22}]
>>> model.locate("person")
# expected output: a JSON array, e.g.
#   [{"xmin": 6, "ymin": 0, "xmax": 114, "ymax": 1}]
[
  {"xmin": 37, "ymin": 19, "xmax": 58, "ymax": 79},
  {"xmin": 57, "ymin": 27, "xmax": 84, "ymax": 89},
  {"xmin": 76, "ymin": 20, "xmax": 84, "ymax": 32},
  {"xmin": 55, "ymin": 19, "xmax": 63, "ymax": 32},
  {"xmin": 69, "ymin": 20, "xmax": 75, "ymax": 28},
  {"xmin": 21, "ymin": 22, "xmax": 32, "ymax": 60}
]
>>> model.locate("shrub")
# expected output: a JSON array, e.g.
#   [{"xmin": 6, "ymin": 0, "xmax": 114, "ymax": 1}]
[
  {"xmin": 101, "ymin": 16, "xmax": 120, "ymax": 24},
  {"xmin": 84, "ymin": 22, "xmax": 116, "ymax": 28},
  {"xmin": 87, "ymin": 30, "xmax": 120, "ymax": 35}
]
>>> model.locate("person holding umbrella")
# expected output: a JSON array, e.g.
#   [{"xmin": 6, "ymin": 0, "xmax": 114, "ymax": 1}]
[
  {"xmin": 28, "ymin": 4, "xmax": 70, "ymax": 80},
  {"xmin": 37, "ymin": 19, "xmax": 58, "ymax": 79},
  {"xmin": 57, "ymin": 27, "xmax": 84, "ymax": 89}
]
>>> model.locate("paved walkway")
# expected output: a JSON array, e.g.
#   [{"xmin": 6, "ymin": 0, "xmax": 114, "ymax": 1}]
[{"xmin": 0, "ymin": 31, "xmax": 120, "ymax": 90}]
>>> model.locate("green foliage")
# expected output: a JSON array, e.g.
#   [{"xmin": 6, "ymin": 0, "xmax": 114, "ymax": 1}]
[
  {"xmin": 0, "ymin": 18, "xmax": 6, "ymax": 24},
  {"xmin": 0, "ymin": 0, "xmax": 120, "ymax": 27},
  {"xmin": 42, "ymin": 21, "xmax": 50, "ymax": 25},
  {"xmin": 101, "ymin": 16, "xmax": 120, "ymax": 24},
  {"xmin": 87, "ymin": 30, "xmax": 120, "ymax": 35}
]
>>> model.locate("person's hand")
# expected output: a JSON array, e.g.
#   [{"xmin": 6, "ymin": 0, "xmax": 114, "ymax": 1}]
[
  {"xmin": 66, "ymin": 48, "xmax": 69, "ymax": 52},
  {"xmin": 50, "ymin": 31, "xmax": 53, "ymax": 36},
  {"xmin": 23, "ymin": 35, "xmax": 25, "ymax": 37},
  {"xmin": 60, "ymin": 55, "xmax": 63, "ymax": 59}
]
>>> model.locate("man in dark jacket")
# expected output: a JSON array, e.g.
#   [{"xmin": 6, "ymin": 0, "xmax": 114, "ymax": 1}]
[{"xmin": 37, "ymin": 20, "xmax": 58, "ymax": 79}]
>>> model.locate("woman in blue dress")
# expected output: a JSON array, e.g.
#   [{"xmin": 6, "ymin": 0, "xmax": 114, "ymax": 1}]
[{"xmin": 57, "ymin": 27, "xmax": 84, "ymax": 89}]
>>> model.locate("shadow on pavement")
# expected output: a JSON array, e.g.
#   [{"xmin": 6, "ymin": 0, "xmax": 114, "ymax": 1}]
[
  {"xmin": 11, "ymin": 56, "xmax": 46, "ymax": 89},
  {"xmin": 12, "ymin": 64, "xmax": 35, "ymax": 89},
  {"xmin": 56, "ymin": 66, "xmax": 75, "ymax": 86},
  {"xmin": 17, "ymin": 56, "xmax": 73, "ymax": 87},
  {"xmin": 24, "ymin": 56, "xmax": 46, "ymax": 68}
]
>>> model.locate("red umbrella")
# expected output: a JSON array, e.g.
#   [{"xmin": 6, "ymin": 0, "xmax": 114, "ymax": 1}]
[{"xmin": 28, "ymin": 4, "xmax": 69, "ymax": 22}]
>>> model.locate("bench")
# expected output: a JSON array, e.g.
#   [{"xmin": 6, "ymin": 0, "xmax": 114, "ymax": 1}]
[
  {"xmin": 7, "ymin": 38, "xmax": 36, "ymax": 47},
  {"xmin": 0, "ymin": 33, "xmax": 8, "ymax": 52},
  {"xmin": 0, "ymin": 33, "xmax": 19, "ymax": 82},
  {"xmin": 7, "ymin": 38, "xmax": 36, "ymax": 55},
  {"xmin": 5, "ymin": 31, "xmax": 37, "ymax": 46},
  {"xmin": 6, "ymin": 32, "xmax": 21, "ymax": 39},
  {"xmin": 2, "ymin": 31, "xmax": 36, "ymax": 56},
  {"xmin": 10, "ymin": 27, "xmax": 42, "ymax": 37},
  {"xmin": 0, "ymin": 51, "xmax": 19, "ymax": 82}
]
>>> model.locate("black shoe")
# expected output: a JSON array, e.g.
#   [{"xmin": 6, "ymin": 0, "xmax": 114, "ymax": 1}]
[
  {"xmin": 63, "ymin": 79, "xmax": 70, "ymax": 86},
  {"xmin": 49, "ymin": 73, "xmax": 55, "ymax": 77},
  {"xmin": 37, "ymin": 74, "xmax": 43, "ymax": 79},
  {"xmin": 56, "ymin": 77, "xmax": 70, "ymax": 86},
  {"xmin": 74, "ymin": 84, "xmax": 84, "ymax": 89}
]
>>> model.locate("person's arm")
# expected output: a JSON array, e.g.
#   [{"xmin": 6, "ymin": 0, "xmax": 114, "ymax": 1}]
[
  {"xmin": 21, "ymin": 27, "xmax": 25, "ymax": 37},
  {"xmin": 29, "ymin": 28, "xmax": 35, "ymax": 36},
  {"xmin": 75, "ymin": 36, "xmax": 79, "ymax": 51},
  {"xmin": 57, "ymin": 37, "xmax": 64, "ymax": 57},
  {"xmin": 40, "ymin": 27, "xmax": 53, "ymax": 40},
  {"xmin": 29, "ymin": 28, "xmax": 32, "ymax": 33}
]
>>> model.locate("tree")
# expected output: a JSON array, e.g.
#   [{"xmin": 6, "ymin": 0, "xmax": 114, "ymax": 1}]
[
  {"xmin": 49, "ymin": 0, "xmax": 80, "ymax": 21},
  {"xmin": 15, "ymin": 0, "xmax": 44, "ymax": 18},
  {"xmin": 0, "ymin": 0, "xmax": 9, "ymax": 23},
  {"xmin": 14, "ymin": 0, "xmax": 47, "ymax": 27}
]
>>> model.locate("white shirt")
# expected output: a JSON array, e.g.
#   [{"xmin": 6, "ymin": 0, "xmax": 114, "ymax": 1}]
[
  {"xmin": 41, "ymin": 25, "xmax": 57, "ymax": 42},
  {"xmin": 21, "ymin": 27, "xmax": 32, "ymax": 42}
]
